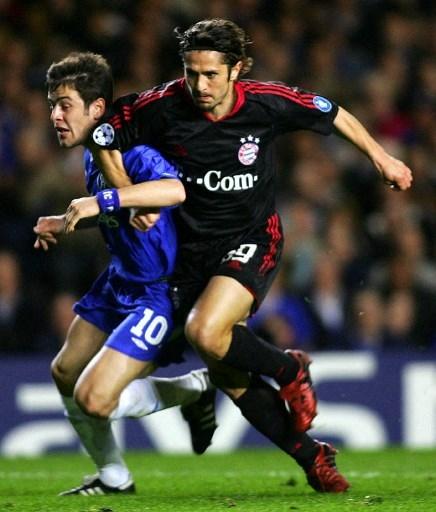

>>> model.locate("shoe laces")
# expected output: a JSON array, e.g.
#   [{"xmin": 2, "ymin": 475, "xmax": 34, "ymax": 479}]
[
  {"xmin": 312, "ymin": 446, "xmax": 341, "ymax": 482},
  {"xmin": 289, "ymin": 350, "xmax": 312, "ymax": 385}
]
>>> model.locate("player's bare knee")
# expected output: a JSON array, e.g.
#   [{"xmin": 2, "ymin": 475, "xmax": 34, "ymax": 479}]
[
  {"xmin": 74, "ymin": 388, "xmax": 113, "ymax": 419},
  {"xmin": 185, "ymin": 319, "xmax": 227, "ymax": 359},
  {"xmin": 51, "ymin": 356, "xmax": 75, "ymax": 390}
]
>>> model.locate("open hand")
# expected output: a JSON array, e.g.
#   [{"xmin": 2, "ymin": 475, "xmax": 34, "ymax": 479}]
[{"xmin": 33, "ymin": 215, "xmax": 65, "ymax": 251}]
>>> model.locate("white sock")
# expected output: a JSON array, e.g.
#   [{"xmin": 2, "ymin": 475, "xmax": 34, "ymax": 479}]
[
  {"xmin": 110, "ymin": 369, "xmax": 211, "ymax": 420},
  {"xmin": 62, "ymin": 395, "xmax": 131, "ymax": 488}
]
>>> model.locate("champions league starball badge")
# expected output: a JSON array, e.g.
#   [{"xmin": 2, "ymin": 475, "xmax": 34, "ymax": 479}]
[
  {"xmin": 238, "ymin": 135, "xmax": 260, "ymax": 166},
  {"xmin": 313, "ymin": 96, "xmax": 332, "ymax": 112},
  {"xmin": 92, "ymin": 123, "xmax": 115, "ymax": 146}
]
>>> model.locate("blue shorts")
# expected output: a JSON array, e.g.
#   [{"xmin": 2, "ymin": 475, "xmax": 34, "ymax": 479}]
[{"xmin": 74, "ymin": 268, "xmax": 175, "ymax": 362}]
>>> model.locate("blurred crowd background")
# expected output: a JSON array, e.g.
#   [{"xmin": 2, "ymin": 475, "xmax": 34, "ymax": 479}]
[{"xmin": 0, "ymin": 0, "xmax": 435, "ymax": 355}]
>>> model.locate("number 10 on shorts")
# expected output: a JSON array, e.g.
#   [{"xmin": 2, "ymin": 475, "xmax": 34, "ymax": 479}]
[{"xmin": 130, "ymin": 307, "xmax": 169, "ymax": 347}]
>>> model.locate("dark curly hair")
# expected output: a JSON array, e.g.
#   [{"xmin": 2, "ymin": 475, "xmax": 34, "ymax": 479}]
[
  {"xmin": 175, "ymin": 19, "xmax": 253, "ymax": 76},
  {"xmin": 46, "ymin": 52, "xmax": 113, "ymax": 107}
]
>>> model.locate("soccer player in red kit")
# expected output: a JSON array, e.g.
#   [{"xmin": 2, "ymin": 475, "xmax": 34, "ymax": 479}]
[{"xmin": 91, "ymin": 19, "xmax": 412, "ymax": 492}]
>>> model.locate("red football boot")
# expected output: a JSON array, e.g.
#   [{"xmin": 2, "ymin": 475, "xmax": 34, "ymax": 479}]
[
  {"xmin": 279, "ymin": 349, "xmax": 317, "ymax": 432},
  {"xmin": 306, "ymin": 441, "xmax": 350, "ymax": 493}
]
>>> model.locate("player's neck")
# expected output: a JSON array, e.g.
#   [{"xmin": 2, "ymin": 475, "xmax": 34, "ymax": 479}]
[{"xmin": 207, "ymin": 84, "xmax": 237, "ymax": 121}]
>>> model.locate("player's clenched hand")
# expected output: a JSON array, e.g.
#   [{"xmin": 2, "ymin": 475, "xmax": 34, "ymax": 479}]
[
  {"xmin": 33, "ymin": 215, "xmax": 65, "ymax": 251},
  {"xmin": 129, "ymin": 208, "xmax": 161, "ymax": 231},
  {"xmin": 376, "ymin": 155, "xmax": 413, "ymax": 191},
  {"xmin": 64, "ymin": 197, "xmax": 99, "ymax": 233}
]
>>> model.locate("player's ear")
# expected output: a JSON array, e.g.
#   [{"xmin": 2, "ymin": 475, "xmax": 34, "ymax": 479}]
[
  {"xmin": 230, "ymin": 61, "xmax": 242, "ymax": 81},
  {"xmin": 91, "ymin": 98, "xmax": 106, "ymax": 120}
]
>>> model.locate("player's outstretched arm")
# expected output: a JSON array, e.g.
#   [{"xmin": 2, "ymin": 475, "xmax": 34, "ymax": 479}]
[
  {"xmin": 117, "ymin": 179, "xmax": 185, "ymax": 208},
  {"xmin": 333, "ymin": 106, "xmax": 413, "ymax": 191},
  {"xmin": 64, "ymin": 179, "xmax": 185, "ymax": 233}
]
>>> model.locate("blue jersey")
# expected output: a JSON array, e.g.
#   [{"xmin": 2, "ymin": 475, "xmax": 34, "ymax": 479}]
[
  {"xmin": 84, "ymin": 145, "xmax": 179, "ymax": 284},
  {"xmin": 74, "ymin": 145, "xmax": 182, "ymax": 362}
]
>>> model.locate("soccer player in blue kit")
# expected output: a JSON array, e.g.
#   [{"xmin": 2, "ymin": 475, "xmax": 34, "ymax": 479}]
[
  {"xmin": 34, "ymin": 52, "xmax": 217, "ymax": 496},
  {"xmin": 92, "ymin": 19, "xmax": 413, "ymax": 493}
]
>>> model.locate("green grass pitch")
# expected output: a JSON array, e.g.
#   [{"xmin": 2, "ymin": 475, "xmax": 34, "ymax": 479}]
[{"xmin": 0, "ymin": 448, "xmax": 435, "ymax": 511}]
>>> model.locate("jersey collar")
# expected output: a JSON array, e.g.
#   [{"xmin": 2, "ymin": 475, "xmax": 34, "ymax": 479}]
[{"xmin": 181, "ymin": 78, "xmax": 246, "ymax": 122}]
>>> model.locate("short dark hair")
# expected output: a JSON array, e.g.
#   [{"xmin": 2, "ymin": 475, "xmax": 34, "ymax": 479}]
[
  {"xmin": 175, "ymin": 19, "xmax": 253, "ymax": 76},
  {"xmin": 46, "ymin": 52, "xmax": 113, "ymax": 107}
]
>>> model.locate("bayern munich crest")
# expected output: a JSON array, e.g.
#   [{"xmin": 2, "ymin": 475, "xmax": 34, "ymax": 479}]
[
  {"xmin": 238, "ymin": 135, "xmax": 260, "ymax": 166},
  {"xmin": 92, "ymin": 123, "xmax": 115, "ymax": 146}
]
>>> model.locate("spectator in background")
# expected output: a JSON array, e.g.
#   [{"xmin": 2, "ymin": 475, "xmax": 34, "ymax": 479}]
[
  {"xmin": 323, "ymin": 206, "xmax": 371, "ymax": 294},
  {"xmin": 34, "ymin": 291, "xmax": 78, "ymax": 354},
  {"xmin": 304, "ymin": 253, "xmax": 348, "ymax": 350},
  {"xmin": 390, "ymin": 220, "xmax": 436, "ymax": 293},
  {"xmin": 383, "ymin": 290, "xmax": 419, "ymax": 350},
  {"xmin": 346, "ymin": 288, "xmax": 386, "ymax": 352},
  {"xmin": 280, "ymin": 198, "xmax": 321, "ymax": 294},
  {"xmin": 0, "ymin": 249, "xmax": 47, "ymax": 352},
  {"xmin": 249, "ymin": 267, "xmax": 318, "ymax": 352},
  {"xmin": 346, "ymin": 285, "xmax": 435, "ymax": 352},
  {"xmin": 372, "ymin": 254, "xmax": 436, "ymax": 350}
]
